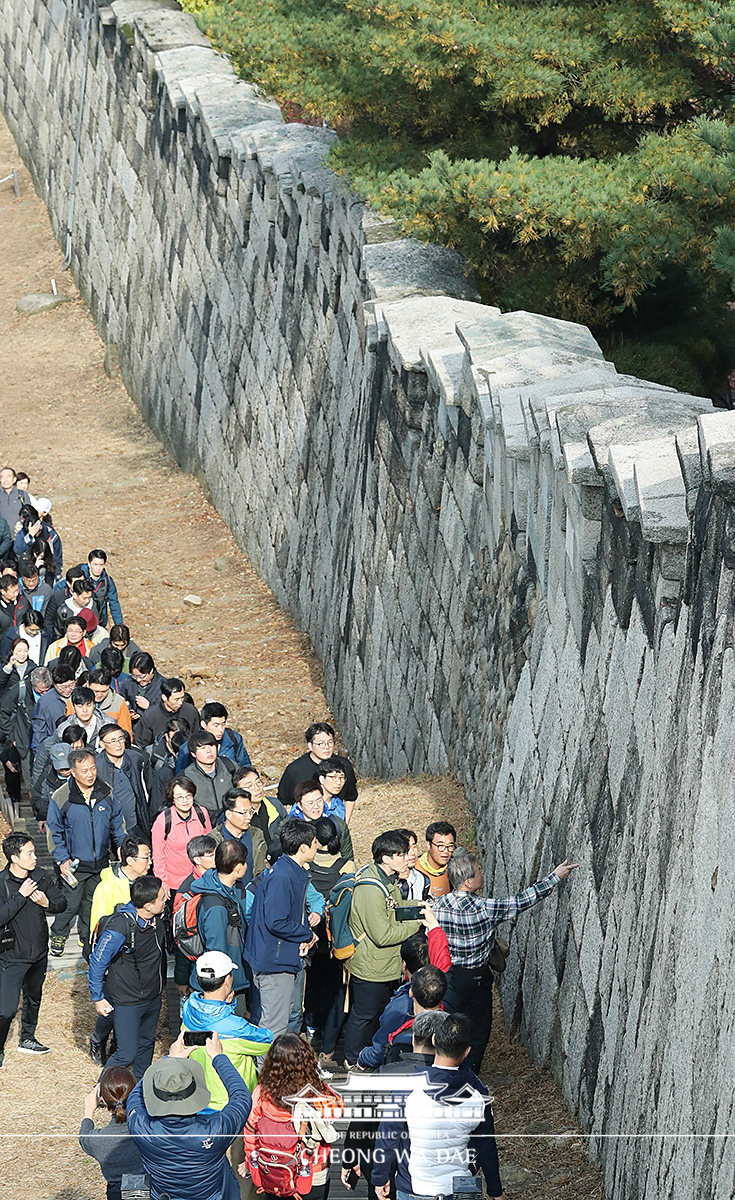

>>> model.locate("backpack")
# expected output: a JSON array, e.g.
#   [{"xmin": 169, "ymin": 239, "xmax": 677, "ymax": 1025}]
[
  {"xmin": 246, "ymin": 1094, "xmax": 314, "ymax": 1197},
  {"xmin": 171, "ymin": 890, "xmax": 242, "ymax": 961},
  {"xmin": 91, "ymin": 905, "xmax": 137, "ymax": 955},
  {"xmin": 324, "ymin": 871, "xmax": 392, "ymax": 961},
  {"xmin": 162, "ymin": 801, "xmax": 208, "ymax": 838},
  {"xmin": 309, "ymin": 855, "xmax": 348, "ymax": 901}
]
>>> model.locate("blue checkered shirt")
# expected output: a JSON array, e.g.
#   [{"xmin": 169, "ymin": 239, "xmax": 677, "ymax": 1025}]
[{"xmin": 433, "ymin": 871, "xmax": 561, "ymax": 969}]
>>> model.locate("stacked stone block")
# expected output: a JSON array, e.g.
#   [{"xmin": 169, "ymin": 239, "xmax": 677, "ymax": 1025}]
[{"xmin": 4, "ymin": 1, "xmax": 735, "ymax": 1196}]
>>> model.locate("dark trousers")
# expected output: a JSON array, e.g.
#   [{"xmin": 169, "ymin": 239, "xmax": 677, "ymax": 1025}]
[
  {"xmin": 444, "ymin": 963, "xmax": 493, "ymax": 1071},
  {"xmin": 0, "ymin": 955, "xmax": 47, "ymax": 1051},
  {"xmin": 51, "ymin": 868, "xmax": 100, "ymax": 955},
  {"xmin": 93, "ymin": 1010, "xmax": 115, "ymax": 1045},
  {"xmin": 3, "ymin": 745, "xmax": 22, "ymax": 804},
  {"xmin": 105, "ymin": 995, "xmax": 162, "ymax": 1080},
  {"xmin": 344, "ymin": 977, "xmax": 397, "ymax": 1065},
  {"xmin": 306, "ymin": 953, "xmax": 345, "ymax": 1054}
]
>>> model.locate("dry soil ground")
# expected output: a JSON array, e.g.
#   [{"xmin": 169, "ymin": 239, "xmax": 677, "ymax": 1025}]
[{"xmin": 0, "ymin": 114, "xmax": 603, "ymax": 1200}]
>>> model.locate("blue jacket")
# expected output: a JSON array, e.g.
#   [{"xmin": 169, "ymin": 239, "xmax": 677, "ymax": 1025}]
[
  {"xmin": 358, "ymin": 981, "xmax": 412, "ymax": 1069},
  {"xmin": 127, "ymin": 1053, "xmax": 251, "ymax": 1200},
  {"xmin": 47, "ymin": 777, "xmax": 125, "ymax": 870},
  {"xmin": 176, "ymin": 726, "xmax": 251, "ymax": 772},
  {"xmin": 87, "ymin": 901, "xmax": 163, "ymax": 1003},
  {"xmin": 370, "ymin": 1054, "xmax": 435, "ymax": 1193},
  {"xmin": 80, "ymin": 563, "xmax": 123, "ymax": 625},
  {"xmin": 181, "ymin": 991, "xmax": 272, "ymax": 1044},
  {"xmin": 244, "ymin": 853, "xmax": 312, "ymax": 975},
  {"xmin": 31, "ymin": 687, "xmax": 67, "ymax": 750},
  {"xmin": 189, "ymin": 868, "xmax": 250, "ymax": 992}
]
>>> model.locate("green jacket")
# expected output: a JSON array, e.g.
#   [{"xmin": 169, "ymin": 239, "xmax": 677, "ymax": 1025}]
[{"xmin": 348, "ymin": 862, "xmax": 421, "ymax": 983}]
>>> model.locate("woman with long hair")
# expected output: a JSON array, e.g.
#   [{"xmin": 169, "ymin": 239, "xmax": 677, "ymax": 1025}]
[
  {"xmin": 79, "ymin": 1066, "xmax": 144, "ymax": 1200},
  {"xmin": 242, "ymin": 1033, "xmax": 342, "ymax": 1200}
]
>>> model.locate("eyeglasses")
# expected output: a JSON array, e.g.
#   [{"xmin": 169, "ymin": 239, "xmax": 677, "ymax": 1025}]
[
  {"xmin": 231, "ymin": 809, "xmax": 254, "ymax": 818},
  {"xmin": 325, "ymin": 770, "xmax": 345, "ymax": 779},
  {"xmin": 135, "ymin": 853, "xmax": 152, "ymax": 862},
  {"xmin": 430, "ymin": 841, "xmax": 455, "ymax": 852},
  {"xmin": 103, "ymin": 736, "xmax": 126, "ymax": 746},
  {"xmin": 311, "ymin": 739, "xmax": 334, "ymax": 748}
]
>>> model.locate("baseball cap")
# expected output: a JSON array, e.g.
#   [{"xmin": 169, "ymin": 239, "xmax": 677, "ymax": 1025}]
[
  {"xmin": 36, "ymin": 498, "xmax": 52, "ymax": 513},
  {"xmin": 195, "ymin": 950, "xmax": 237, "ymax": 980},
  {"xmin": 49, "ymin": 744, "xmax": 71, "ymax": 770}
]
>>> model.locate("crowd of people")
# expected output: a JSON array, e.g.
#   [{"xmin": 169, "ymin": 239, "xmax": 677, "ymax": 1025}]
[{"xmin": 0, "ymin": 462, "xmax": 579, "ymax": 1200}]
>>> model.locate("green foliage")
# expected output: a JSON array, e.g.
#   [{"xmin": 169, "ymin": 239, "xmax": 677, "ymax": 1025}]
[{"xmin": 182, "ymin": 0, "xmax": 735, "ymax": 392}]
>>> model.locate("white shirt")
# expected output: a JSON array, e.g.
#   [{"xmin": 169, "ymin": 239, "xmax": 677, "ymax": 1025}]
[{"xmin": 405, "ymin": 1076, "xmax": 486, "ymax": 1196}]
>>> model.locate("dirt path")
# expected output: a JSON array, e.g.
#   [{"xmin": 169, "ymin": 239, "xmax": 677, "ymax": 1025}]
[{"xmin": 0, "ymin": 115, "xmax": 602, "ymax": 1200}]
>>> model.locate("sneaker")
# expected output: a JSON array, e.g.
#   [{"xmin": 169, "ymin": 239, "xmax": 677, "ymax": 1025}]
[
  {"xmin": 18, "ymin": 1038, "xmax": 50, "ymax": 1054},
  {"xmin": 49, "ymin": 936, "xmax": 66, "ymax": 957},
  {"xmin": 89, "ymin": 1036, "xmax": 104, "ymax": 1065}
]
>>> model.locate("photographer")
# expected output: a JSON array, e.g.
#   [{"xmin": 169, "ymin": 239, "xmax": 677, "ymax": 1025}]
[
  {"xmin": 434, "ymin": 848, "xmax": 578, "ymax": 1069},
  {"xmin": 79, "ymin": 1067, "xmax": 142, "ymax": 1200},
  {"xmin": 343, "ymin": 830, "xmax": 422, "ymax": 1067}
]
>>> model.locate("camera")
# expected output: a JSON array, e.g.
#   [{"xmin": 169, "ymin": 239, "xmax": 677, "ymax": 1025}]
[{"xmin": 395, "ymin": 904, "xmax": 424, "ymax": 921}]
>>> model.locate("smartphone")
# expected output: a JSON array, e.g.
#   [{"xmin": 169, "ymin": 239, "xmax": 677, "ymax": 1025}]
[
  {"xmin": 183, "ymin": 1030, "xmax": 213, "ymax": 1047},
  {"xmin": 396, "ymin": 905, "xmax": 424, "ymax": 921},
  {"xmin": 345, "ymin": 1168, "xmax": 360, "ymax": 1190}
]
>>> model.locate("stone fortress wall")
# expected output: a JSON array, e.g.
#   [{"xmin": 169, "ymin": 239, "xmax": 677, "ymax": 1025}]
[{"xmin": 3, "ymin": 0, "xmax": 735, "ymax": 1195}]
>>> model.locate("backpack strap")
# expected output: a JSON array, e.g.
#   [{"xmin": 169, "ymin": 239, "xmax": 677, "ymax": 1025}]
[{"xmin": 164, "ymin": 802, "xmax": 207, "ymax": 840}]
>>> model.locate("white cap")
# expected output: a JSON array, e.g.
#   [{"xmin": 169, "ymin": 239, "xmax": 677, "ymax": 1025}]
[
  {"xmin": 196, "ymin": 950, "xmax": 237, "ymax": 979},
  {"xmin": 36, "ymin": 497, "xmax": 52, "ymax": 513}
]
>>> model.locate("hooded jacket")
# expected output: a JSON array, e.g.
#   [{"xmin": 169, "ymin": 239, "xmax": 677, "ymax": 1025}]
[
  {"xmin": 181, "ymin": 991, "xmax": 273, "ymax": 1102},
  {"xmin": 189, "ymin": 868, "xmax": 250, "ymax": 991},
  {"xmin": 47, "ymin": 777, "xmax": 124, "ymax": 871},
  {"xmin": 89, "ymin": 863, "xmax": 133, "ymax": 935},
  {"xmin": 127, "ymin": 1053, "xmax": 251, "ymax": 1200},
  {"xmin": 244, "ymin": 853, "xmax": 312, "ymax": 976}
]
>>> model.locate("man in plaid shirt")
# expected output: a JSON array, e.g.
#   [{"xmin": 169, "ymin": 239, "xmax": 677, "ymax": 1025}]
[{"xmin": 433, "ymin": 848, "xmax": 578, "ymax": 1070}]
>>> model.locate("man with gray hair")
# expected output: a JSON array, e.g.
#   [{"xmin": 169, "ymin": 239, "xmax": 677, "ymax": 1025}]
[
  {"xmin": 0, "ymin": 660, "xmax": 52, "ymax": 812},
  {"xmin": 433, "ymin": 847, "xmax": 578, "ymax": 1070}
]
